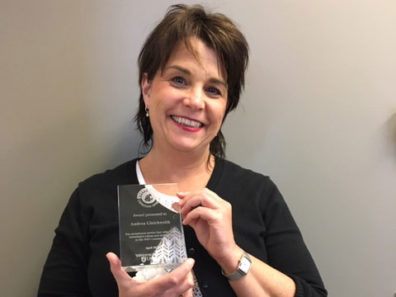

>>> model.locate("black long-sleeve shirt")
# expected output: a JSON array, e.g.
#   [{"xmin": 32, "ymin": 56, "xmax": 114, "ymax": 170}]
[{"xmin": 38, "ymin": 158, "xmax": 327, "ymax": 296}]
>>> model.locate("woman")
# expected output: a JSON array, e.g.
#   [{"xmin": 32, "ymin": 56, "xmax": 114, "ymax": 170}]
[{"xmin": 38, "ymin": 4, "xmax": 327, "ymax": 297}]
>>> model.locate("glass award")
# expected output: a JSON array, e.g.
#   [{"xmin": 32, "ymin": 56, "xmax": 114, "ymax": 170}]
[{"xmin": 117, "ymin": 183, "xmax": 187, "ymax": 272}]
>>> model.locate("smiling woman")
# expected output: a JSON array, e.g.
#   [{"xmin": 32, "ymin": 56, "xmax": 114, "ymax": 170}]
[
  {"xmin": 38, "ymin": 4, "xmax": 327, "ymax": 297},
  {"xmin": 135, "ymin": 5, "xmax": 248, "ymax": 159},
  {"xmin": 141, "ymin": 37, "xmax": 227, "ymax": 157}
]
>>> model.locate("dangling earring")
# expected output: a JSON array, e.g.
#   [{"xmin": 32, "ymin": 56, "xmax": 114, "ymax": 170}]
[{"xmin": 145, "ymin": 107, "xmax": 149, "ymax": 117}]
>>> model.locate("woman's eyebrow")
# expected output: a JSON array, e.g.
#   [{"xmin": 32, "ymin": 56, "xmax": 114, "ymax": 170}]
[
  {"xmin": 164, "ymin": 65, "xmax": 191, "ymax": 75},
  {"xmin": 208, "ymin": 78, "xmax": 227, "ymax": 88}
]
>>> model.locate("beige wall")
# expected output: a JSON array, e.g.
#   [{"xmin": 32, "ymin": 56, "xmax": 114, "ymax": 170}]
[
  {"xmin": 1, "ymin": 1, "xmax": 395, "ymax": 296},
  {"xmin": 223, "ymin": 2, "xmax": 396, "ymax": 297}
]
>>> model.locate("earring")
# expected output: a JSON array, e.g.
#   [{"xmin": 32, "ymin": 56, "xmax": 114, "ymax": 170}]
[{"xmin": 145, "ymin": 107, "xmax": 149, "ymax": 117}]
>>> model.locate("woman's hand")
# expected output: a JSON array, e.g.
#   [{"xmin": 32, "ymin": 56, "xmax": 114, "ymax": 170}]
[
  {"xmin": 106, "ymin": 252, "xmax": 195, "ymax": 297},
  {"xmin": 177, "ymin": 189, "xmax": 242, "ymax": 273}
]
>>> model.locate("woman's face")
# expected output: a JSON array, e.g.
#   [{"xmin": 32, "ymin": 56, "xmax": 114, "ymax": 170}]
[{"xmin": 141, "ymin": 37, "xmax": 227, "ymax": 155}]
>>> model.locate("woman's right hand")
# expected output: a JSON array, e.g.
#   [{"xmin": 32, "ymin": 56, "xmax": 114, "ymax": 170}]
[{"xmin": 106, "ymin": 252, "xmax": 195, "ymax": 297}]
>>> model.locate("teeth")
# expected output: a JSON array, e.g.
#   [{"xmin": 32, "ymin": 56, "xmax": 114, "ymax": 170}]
[{"xmin": 172, "ymin": 116, "xmax": 203, "ymax": 128}]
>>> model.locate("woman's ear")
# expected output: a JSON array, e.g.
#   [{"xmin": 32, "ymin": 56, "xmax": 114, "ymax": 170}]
[{"xmin": 141, "ymin": 73, "xmax": 151, "ymax": 107}]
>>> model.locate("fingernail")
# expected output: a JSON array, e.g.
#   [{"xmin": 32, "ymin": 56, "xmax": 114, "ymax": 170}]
[
  {"xmin": 172, "ymin": 202, "xmax": 181, "ymax": 212},
  {"xmin": 186, "ymin": 258, "xmax": 195, "ymax": 266}
]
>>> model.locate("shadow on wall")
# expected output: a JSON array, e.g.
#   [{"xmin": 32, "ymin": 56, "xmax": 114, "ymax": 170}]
[
  {"xmin": 107, "ymin": 122, "xmax": 142, "ymax": 168},
  {"xmin": 387, "ymin": 113, "xmax": 396, "ymax": 161}
]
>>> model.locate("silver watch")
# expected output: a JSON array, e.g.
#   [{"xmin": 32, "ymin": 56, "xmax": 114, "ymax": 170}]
[{"xmin": 222, "ymin": 251, "xmax": 252, "ymax": 281}]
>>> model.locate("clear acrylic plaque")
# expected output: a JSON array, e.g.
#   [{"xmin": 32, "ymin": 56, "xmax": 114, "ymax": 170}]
[{"xmin": 117, "ymin": 183, "xmax": 187, "ymax": 272}]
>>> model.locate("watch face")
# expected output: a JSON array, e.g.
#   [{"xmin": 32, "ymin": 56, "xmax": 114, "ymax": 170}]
[{"xmin": 239, "ymin": 256, "xmax": 251, "ymax": 273}]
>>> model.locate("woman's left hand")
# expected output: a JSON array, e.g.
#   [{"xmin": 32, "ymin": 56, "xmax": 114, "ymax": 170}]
[{"xmin": 177, "ymin": 189, "xmax": 242, "ymax": 272}]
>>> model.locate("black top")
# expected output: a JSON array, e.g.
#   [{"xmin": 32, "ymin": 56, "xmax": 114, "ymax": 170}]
[{"xmin": 38, "ymin": 158, "xmax": 327, "ymax": 297}]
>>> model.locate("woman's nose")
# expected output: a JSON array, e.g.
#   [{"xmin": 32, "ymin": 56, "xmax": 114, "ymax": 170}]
[{"xmin": 184, "ymin": 88, "xmax": 205, "ymax": 109}]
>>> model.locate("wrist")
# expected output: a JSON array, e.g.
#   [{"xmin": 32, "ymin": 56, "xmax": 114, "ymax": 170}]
[{"xmin": 217, "ymin": 246, "xmax": 244, "ymax": 275}]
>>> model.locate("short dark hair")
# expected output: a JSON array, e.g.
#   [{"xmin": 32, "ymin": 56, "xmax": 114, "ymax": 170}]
[{"xmin": 135, "ymin": 4, "xmax": 249, "ymax": 158}]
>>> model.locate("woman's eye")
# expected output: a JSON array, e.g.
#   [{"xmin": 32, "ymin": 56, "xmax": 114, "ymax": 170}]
[
  {"xmin": 170, "ymin": 76, "xmax": 187, "ymax": 86},
  {"xmin": 206, "ymin": 86, "xmax": 222, "ymax": 97}
]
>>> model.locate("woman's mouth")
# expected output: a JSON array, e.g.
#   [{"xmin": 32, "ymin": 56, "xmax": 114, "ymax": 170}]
[{"xmin": 171, "ymin": 115, "xmax": 204, "ymax": 131}]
